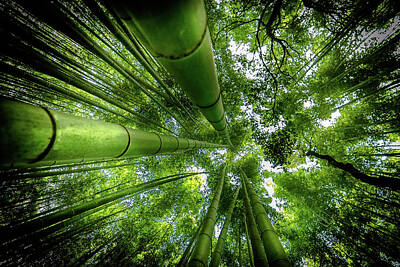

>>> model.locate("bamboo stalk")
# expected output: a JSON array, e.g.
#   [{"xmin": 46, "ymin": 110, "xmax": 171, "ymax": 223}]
[
  {"xmin": 107, "ymin": 0, "xmax": 232, "ymax": 145},
  {"xmin": 241, "ymin": 168, "xmax": 290, "ymax": 267},
  {"xmin": 210, "ymin": 185, "xmax": 240, "ymax": 267},
  {"xmin": 189, "ymin": 164, "xmax": 226, "ymax": 266},
  {"xmin": 0, "ymin": 98, "xmax": 227, "ymax": 168},
  {"xmin": 242, "ymin": 178, "xmax": 269, "ymax": 266},
  {"xmin": 0, "ymin": 172, "xmax": 198, "ymax": 244}
]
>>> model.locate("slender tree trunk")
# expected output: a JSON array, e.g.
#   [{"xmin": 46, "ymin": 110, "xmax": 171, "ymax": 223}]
[
  {"xmin": 210, "ymin": 185, "xmax": 240, "ymax": 267},
  {"xmin": 4, "ymin": 162, "xmax": 137, "ymax": 180},
  {"xmin": 244, "ymin": 213, "xmax": 255, "ymax": 267},
  {"xmin": 0, "ymin": 172, "xmax": 197, "ymax": 244},
  {"xmin": 189, "ymin": 165, "xmax": 226, "ymax": 267},
  {"xmin": 357, "ymin": 152, "xmax": 400, "ymax": 157},
  {"xmin": 307, "ymin": 151, "xmax": 400, "ymax": 190},
  {"xmin": 238, "ymin": 228, "xmax": 242, "ymax": 267},
  {"xmin": 231, "ymin": 234, "xmax": 238, "ymax": 267},
  {"xmin": 242, "ymin": 181, "xmax": 269, "ymax": 266},
  {"xmin": 177, "ymin": 221, "xmax": 203, "ymax": 267},
  {"xmin": 240, "ymin": 169, "xmax": 290, "ymax": 267}
]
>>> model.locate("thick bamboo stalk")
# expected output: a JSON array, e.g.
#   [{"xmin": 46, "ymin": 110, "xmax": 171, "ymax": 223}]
[
  {"xmin": 5, "ymin": 3, "xmax": 192, "ymax": 134},
  {"xmin": 189, "ymin": 165, "xmax": 226, "ymax": 267},
  {"xmin": 210, "ymin": 185, "xmax": 240, "ymax": 267},
  {"xmin": 242, "ymin": 180, "xmax": 269, "ymax": 267},
  {"xmin": 240, "ymin": 169, "xmax": 290, "ymax": 267},
  {"xmin": 0, "ymin": 98, "xmax": 226, "ymax": 168},
  {"xmin": 84, "ymin": 0, "xmax": 202, "ymax": 128},
  {"xmin": 106, "ymin": 0, "xmax": 232, "ymax": 145}
]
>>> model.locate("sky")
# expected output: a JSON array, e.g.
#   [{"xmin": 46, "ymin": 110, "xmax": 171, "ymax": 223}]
[{"xmin": 227, "ymin": 38, "xmax": 345, "ymax": 213}]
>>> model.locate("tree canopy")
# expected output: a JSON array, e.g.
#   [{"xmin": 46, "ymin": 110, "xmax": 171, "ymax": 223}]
[{"xmin": 1, "ymin": 0, "xmax": 399, "ymax": 266}]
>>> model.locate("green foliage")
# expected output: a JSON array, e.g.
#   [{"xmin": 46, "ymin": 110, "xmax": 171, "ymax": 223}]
[
  {"xmin": 1, "ymin": 0, "xmax": 400, "ymax": 266},
  {"xmin": 258, "ymin": 126, "xmax": 296, "ymax": 167},
  {"xmin": 237, "ymin": 156, "xmax": 261, "ymax": 184}
]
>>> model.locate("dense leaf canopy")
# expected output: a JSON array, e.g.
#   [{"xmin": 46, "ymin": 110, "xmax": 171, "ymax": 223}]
[{"xmin": 1, "ymin": 0, "xmax": 399, "ymax": 266}]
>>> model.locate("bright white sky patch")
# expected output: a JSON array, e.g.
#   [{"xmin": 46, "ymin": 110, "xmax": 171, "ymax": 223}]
[
  {"xmin": 261, "ymin": 159, "xmax": 283, "ymax": 173},
  {"xmin": 260, "ymin": 160, "xmax": 284, "ymax": 212},
  {"xmin": 214, "ymin": 224, "xmax": 222, "ymax": 239},
  {"xmin": 216, "ymin": 148, "xmax": 227, "ymax": 155},
  {"xmin": 319, "ymin": 110, "xmax": 341, "ymax": 127},
  {"xmin": 262, "ymin": 177, "xmax": 284, "ymax": 212},
  {"xmin": 228, "ymin": 40, "xmax": 259, "ymax": 79},
  {"xmin": 229, "ymin": 40, "xmax": 251, "ymax": 58},
  {"xmin": 303, "ymin": 100, "xmax": 314, "ymax": 108},
  {"xmin": 305, "ymin": 49, "xmax": 313, "ymax": 60},
  {"xmin": 264, "ymin": 177, "xmax": 275, "ymax": 196},
  {"xmin": 288, "ymin": 157, "xmax": 319, "ymax": 173}
]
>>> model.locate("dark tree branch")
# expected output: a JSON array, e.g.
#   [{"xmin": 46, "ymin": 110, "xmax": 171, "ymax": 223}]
[
  {"xmin": 307, "ymin": 151, "xmax": 400, "ymax": 191},
  {"xmin": 253, "ymin": 3, "xmax": 279, "ymax": 119},
  {"xmin": 216, "ymin": 19, "xmax": 259, "ymax": 41}
]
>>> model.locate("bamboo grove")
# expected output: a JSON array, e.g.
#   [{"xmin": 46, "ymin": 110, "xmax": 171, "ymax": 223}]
[{"xmin": 1, "ymin": 0, "xmax": 399, "ymax": 266}]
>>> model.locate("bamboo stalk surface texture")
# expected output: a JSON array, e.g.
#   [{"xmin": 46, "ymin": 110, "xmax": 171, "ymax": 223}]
[
  {"xmin": 0, "ymin": 98, "xmax": 226, "ymax": 168},
  {"xmin": 241, "ymin": 168, "xmax": 290, "ymax": 267},
  {"xmin": 107, "ymin": 0, "xmax": 232, "ymax": 145}
]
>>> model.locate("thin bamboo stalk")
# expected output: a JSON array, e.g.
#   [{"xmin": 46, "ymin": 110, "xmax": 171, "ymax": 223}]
[
  {"xmin": 244, "ymin": 214, "xmax": 255, "ymax": 267},
  {"xmin": 0, "ymin": 172, "xmax": 198, "ymax": 244},
  {"xmin": 210, "ymin": 185, "xmax": 240, "ymax": 267},
  {"xmin": 177, "ymin": 221, "xmax": 203, "ymax": 267},
  {"xmin": 189, "ymin": 165, "xmax": 226, "ymax": 266},
  {"xmin": 241, "ymin": 169, "xmax": 290, "ymax": 267}
]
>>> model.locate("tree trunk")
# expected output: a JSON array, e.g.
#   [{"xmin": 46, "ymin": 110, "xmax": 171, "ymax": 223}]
[
  {"xmin": 107, "ymin": 0, "xmax": 232, "ymax": 145},
  {"xmin": 4, "ymin": 162, "xmax": 138, "ymax": 180},
  {"xmin": 210, "ymin": 185, "xmax": 240, "ymax": 267},
  {"xmin": 177, "ymin": 221, "xmax": 203, "ymax": 267},
  {"xmin": 238, "ymin": 227, "xmax": 242, "ymax": 267},
  {"xmin": 0, "ymin": 98, "xmax": 226, "ymax": 168},
  {"xmin": 244, "ymin": 218, "xmax": 255, "ymax": 267},
  {"xmin": 241, "ymin": 169, "xmax": 290, "ymax": 267},
  {"xmin": 307, "ymin": 151, "xmax": 400, "ymax": 191},
  {"xmin": 189, "ymin": 165, "xmax": 226, "ymax": 267},
  {"xmin": 242, "ymin": 180, "xmax": 269, "ymax": 266},
  {"xmin": 0, "ymin": 172, "xmax": 197, "ymax": 244}
]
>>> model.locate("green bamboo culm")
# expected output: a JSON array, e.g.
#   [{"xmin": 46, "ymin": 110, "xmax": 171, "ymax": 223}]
[
  {"xmin": 210, "ymin": 185, "xmax": 240, "ymax": 267},
  {"xmin": 0, "ymin": 172, "xmax": 198, "ymax": 246},
  {"xmin": 177, "ymin": 220, "xmax": 204, "ymax": 267},
  {"xmin": 106, "ymin": 0, "xmax": 233, "ymax": 146},
  {"xmin": 0, "ymin": 98, "xmax": 227, "ymax": 168},
  {"xmin": 240, "ymin": 168, "xmax": 290, "ymax": 267},
  {"xmin": 242, "ymin": 176, "xmax": 269, "ymax": 267},
  {"xmin": 189, "ymin": 164, "xmax": 226, "ymax": 267},
  {"xmin": 244, "ymin": 217, "xmax": 255, "ymax": 267}
]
